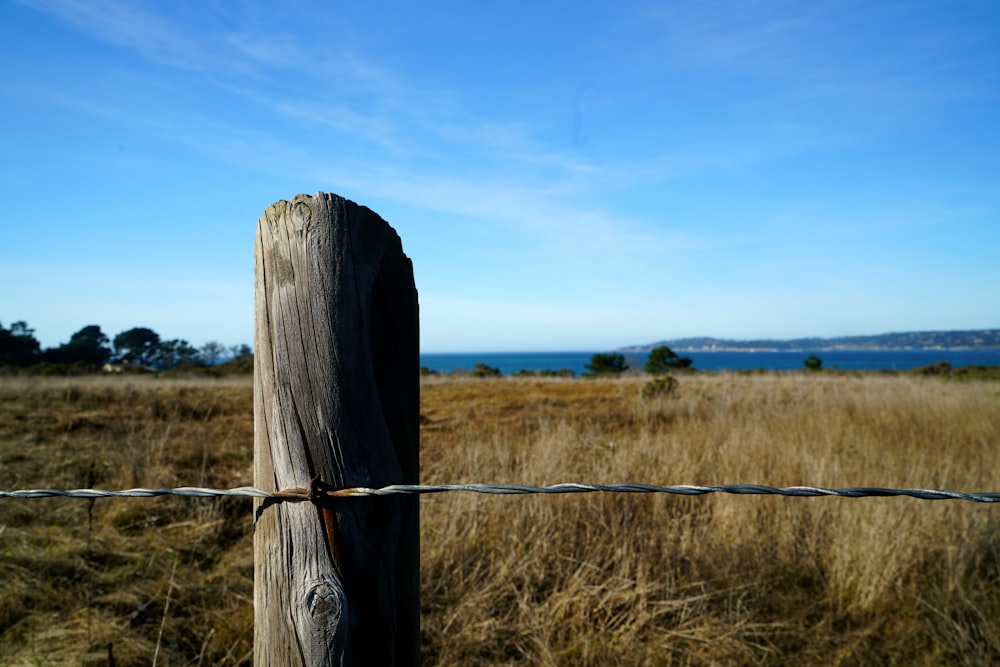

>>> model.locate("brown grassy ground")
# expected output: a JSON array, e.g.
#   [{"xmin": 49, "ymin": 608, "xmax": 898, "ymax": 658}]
[{"xmin": 0, "ymin": 372, "xmax": 998, "ymax": 665}]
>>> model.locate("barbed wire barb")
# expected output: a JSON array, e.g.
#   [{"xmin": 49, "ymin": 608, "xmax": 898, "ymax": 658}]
[{"xmin": 1, "ymin": 483, "xmax": 999, "ymax": 503}]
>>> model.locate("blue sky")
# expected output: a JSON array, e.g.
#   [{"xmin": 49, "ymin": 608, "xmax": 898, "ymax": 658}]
[{"xmin": 2, "ymin": 1, "xmax": 998, "ymax": 353}]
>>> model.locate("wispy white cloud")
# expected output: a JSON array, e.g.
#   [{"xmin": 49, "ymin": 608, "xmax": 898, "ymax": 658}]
[
  {"xmin": 18, "ymin": 0, "xmax": 211, "ymax": 69},
  {"xmin": 12, "ymin": 0, "xmax": 959, "ymax": 273},
  {"xmin": 222, "ymin": 30, "xmax": 309, "ymax": 70},
  {"xmin": 12, "ymin": 0, "xmax": 751, "ymax": 204},
  {"xmin": 640, "ymin": 0, "xmax": 1000, "ymax": 114},
  {"xmin": 309, "ymin": 160, "xmax": 680, "ymax": 268},
  {"xmin": 12, "ymin": 0, "xmax": 997, "ymax": 349}
]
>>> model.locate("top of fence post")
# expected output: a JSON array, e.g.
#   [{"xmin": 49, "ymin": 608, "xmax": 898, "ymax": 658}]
[{"xmin": 253, "ymin": 192, "xmax": 420, "ymax": 666}]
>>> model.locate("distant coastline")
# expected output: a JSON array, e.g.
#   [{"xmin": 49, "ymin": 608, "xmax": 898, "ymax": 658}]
[
  {"xmin": 421, "ymin": 348, "xmax": 1000, "ymax": 376},
  {"xmin": 618, "ymin": 329, "xmax": 1000, "ymax": 354}
]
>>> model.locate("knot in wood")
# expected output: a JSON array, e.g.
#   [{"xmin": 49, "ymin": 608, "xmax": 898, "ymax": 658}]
[
  {"xmin": 303, "ymin": 576, "xmax": 345, "ymax": 625},
  {"xmin": 291, "ymin": 199, "xmax": 313, "ymax": 233}
]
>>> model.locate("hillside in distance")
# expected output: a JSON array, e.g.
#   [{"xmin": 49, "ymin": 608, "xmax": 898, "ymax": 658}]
[{"xmin": 620, "ymin": 329, "xmax": 1000, "ymax": 353}]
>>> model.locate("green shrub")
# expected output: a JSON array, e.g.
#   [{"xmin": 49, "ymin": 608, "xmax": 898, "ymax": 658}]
[
  {"xmin": 645, "ymin": 346, "xmax": 693, "ymax": 374},
  {"xmin": 214, "ymin": 357, "xmax": 254, "ymax": 375},
  {"xmin": 642, "ymin": 375, "xmax": 679, "ymax": 399},
  {"xmin": 584, "ymin": 353, "xmax": 627, "ymax": 377},
  {"xmin": 471, "ymin": 363, "xmax": 501, "ymax": 378},
  {"xmin": 911, "ymin": 361, "xmax": 952, "ymax": 376}
]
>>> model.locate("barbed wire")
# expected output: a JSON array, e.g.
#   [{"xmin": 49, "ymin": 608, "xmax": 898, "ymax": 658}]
[
  {"xmin": 0, "ymin": 486, "xmax": 270, "ymax": 500},
  {"xmin": 2, "ymin": 483, "xmax": 999, "ymax": 503},
  {"xmin": 333, "ymin": 483, "xmax": 1000, "ymax": 503}
]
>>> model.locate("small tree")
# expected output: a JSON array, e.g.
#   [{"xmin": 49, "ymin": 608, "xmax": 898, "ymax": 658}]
[
  {"xmin": 113, "ymin": 327, "xmax": 161, "ymax": 366},
  {"xmin": 200, "ymin": 340, "xmax": 228, "ymax": 366},
  {"xmin": 584, "ymin": 352, "xmax": 628, "ymax": 377},
  {"xmin": 803, "ymin": 354, "xmax": 823, "ymax": 371},
  {"xmin": 230, "ymin": 343, "xmax": 253, "ymax": 360},
  {"xmin": 44, "ymin": 325, "xmax": 112, "ymax": 366},
  {"xmin": 158, "ymin": 339, "xmax": 200, "ymax": 369},
  {"xmin": 644, "ymin": 346, "xmax": 693, "ymax": 374},
  {"xmin": 0, "ymin": 320, "xmax": 42, "ymax": 367}
]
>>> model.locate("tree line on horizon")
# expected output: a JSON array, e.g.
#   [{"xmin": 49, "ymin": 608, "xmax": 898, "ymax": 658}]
[
  {"xmin": 0, "ymin": 320, "xmax": 251, "ymax": 374},
  {"xmin": 421, "ymin": 347, "xmax": 698, "ymax": 380}
]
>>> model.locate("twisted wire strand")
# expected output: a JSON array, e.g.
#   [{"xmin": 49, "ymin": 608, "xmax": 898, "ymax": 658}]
[
  {"xmin": 334, "ymin": 483, "xmax": 1000, "ymax": 503},
  {"xmin": 2, "ymin": 483, "xmax": 999, "ymax": 503},
  {"xmin": 0, "ymin": 486, "xmax": 270, "ymax": 500}
]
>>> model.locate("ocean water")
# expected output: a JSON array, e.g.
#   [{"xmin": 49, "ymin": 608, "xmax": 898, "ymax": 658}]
[{"xmin": 420, "ymin": 349, "xmax": 1000, "ymax": 376}]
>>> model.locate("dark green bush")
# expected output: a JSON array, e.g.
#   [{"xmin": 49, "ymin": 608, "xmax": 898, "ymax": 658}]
[
  {"xmin": 642, "ymin": 375, "xmax": 679, "ymax": 399},
  {"xmin": 645, "ymin": 346, "xmax": 693, "ymax": 374},
  {"xmin": 584, "ymin": 353, "xmax": 627, "ymax": 377},
  {"xmin": 471, "ymin": 362, "xmax": 501, "ymax": 378}
]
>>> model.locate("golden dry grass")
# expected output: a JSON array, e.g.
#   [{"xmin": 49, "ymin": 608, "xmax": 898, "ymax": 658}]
[
  {"xmin": 0, "ymin": 376, "xmax": 255, "ymax": 666},
  {"xmin": 1, "ymin": 372, "xmax": 998, "ymax": 665}
]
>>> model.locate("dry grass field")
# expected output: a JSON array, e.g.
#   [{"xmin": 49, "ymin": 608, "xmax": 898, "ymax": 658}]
[{"xmin": 0, "ymin": 371, "xmax": 998, "ymax": 665}]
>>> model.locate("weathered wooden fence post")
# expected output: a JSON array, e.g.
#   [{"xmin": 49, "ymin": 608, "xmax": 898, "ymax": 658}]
[{"xmin": 253, "ymin": 193, "xmax": 420, "ymax": 665}]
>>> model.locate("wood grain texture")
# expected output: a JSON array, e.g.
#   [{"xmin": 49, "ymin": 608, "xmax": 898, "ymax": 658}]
[{"xmin": 253, "ymin": 193, "xmax": 419, "ymax": 666}]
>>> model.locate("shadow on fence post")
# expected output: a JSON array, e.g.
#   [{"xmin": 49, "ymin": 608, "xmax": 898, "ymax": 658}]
[{"xmin": 253, "ymin": 192, "xmax": 420, "ymax": 666}]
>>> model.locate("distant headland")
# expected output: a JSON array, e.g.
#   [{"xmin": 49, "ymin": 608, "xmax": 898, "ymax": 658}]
[{"xmin": 619, "ymin": 329, "xmax": 1000, "ymax": 353}]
